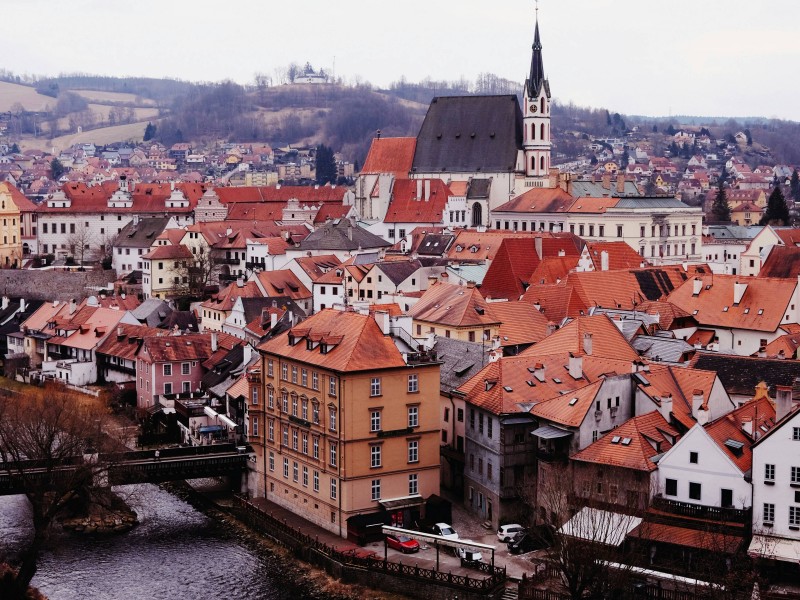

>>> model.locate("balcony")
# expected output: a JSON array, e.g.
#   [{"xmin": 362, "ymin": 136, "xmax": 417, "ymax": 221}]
[
  {"xmin": 651, "ymin": 495, "xmax": 751, "ymax": 523},
  {"xmin": 215, "ymin": 257, "xmax": 241, "ymax": 266},
  {"xmin": 536, "ymin": 447, "xmax": 568, "ymax": 463}
]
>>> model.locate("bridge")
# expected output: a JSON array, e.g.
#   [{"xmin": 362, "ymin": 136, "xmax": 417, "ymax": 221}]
[{"xmin": 0, "ymin": 443, "xmax": 253, "ymax": 496}]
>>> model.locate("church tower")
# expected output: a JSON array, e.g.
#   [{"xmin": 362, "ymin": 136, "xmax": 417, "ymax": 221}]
[{"xmin": 522, "ymin": 12, "xmax": 552, "ymax": 185}]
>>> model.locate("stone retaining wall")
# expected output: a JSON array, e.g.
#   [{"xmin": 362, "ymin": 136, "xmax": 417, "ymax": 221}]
[{"xmin": 0, "ymin": 269, "xmax": 116, "ymax": 301}]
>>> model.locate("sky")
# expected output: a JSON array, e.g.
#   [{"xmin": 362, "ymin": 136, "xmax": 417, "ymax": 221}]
[{"xmin": 3, "ymin": 0, "xmax": 799, "ymax": 121}]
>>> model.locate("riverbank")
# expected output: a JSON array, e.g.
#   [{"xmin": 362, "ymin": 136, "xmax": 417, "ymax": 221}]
[{"xmin": 163, "ymin": 481, "xmax": 408, "ymax": 600}]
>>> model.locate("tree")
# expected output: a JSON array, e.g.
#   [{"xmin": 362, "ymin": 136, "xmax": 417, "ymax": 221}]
[
  {"xmin": 143, "ymin": 122, "xmax": 156, "ymax": 142},
  {"xmin": 315, "ymin": 144, "xmax": 337, "ymax": 185},
  {"xmin": 173, "ymin": 245, "xmax": 219, "ymax": 299},
  {"xmin": 9, "ymin": 143, "xmax": 19, "ymax": 154},
  {"xmin": 66, "ymin": 224, "xmax": 95, "ymax": 269},
  {"xmin": 711, "ymin": 180, "xmax": 731, "ymax": 223},
  {"xmin": 0, "ymin": 387, "xmax": 118, "ymax": 597},
  {"xmin": 761, "ymin": 186, "xmax": 789, "ymax": 226},
  {"xmin": 790, "ymin": 169, "xmax": 800, "ymax": 202},
  {"xmin": 49, "ymin": 158, "xmax": 65, "ymax": 181}
]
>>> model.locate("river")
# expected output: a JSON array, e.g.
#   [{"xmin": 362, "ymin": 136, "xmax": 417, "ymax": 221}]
[{"xmin": 0, "ymin": 483, "xmax": 315, "ymax": 600}]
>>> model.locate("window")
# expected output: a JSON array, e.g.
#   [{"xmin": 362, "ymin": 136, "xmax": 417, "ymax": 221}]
[
  {"xmin": 793, "ymin": 427, "xmax": 800, "ymax": 441},
  {"xmin": 292, "ymin": 429, "xmax": 298, "ymax": 450},
  {"xmin": 443, "ymin": 407, "xmax": 450, "ymax": 422},
  {"xmin": 282, "ymin": 425, "xmax": 288, "ymax": 446},
  {"xmin": 330, "ymin": 478, "xmax": 337, "ymax": 499},
  {"xmin": 291, "ymin": 366, "xmax": 297, "ymax": 384},
  {"xmin": 301, "ymin": 368, "xmax": 307, "ymax": 387},
  {"xmin": 269, "ymin": 452, "xmax": 274, "ymax": 472},
  {"xmin": 292, "ymin": 461, "xmax": 298, "ymax": 482},
  {"xmin": 251, "ymin": 387, "xmax": 259, "ymax": 405},
  {"xmin": 479, "ymin": 413, "xmax": 484, "ymax": 434},
  {"xmin": 313, "ymin": 436, "xmax": 319, "ymax": 459},
  {"xmin": 371, "ymin": 479, "xmax": 381, "ymax": 501},
  {"xmin": 301, "ymin": 399, "xmax": 308, "ymax": 420},
  {"xmin": 792, "ymin": 466, "xmax": 800, "ymax": 484},
  {"xmin": 267, "ymin": 359, "xmax": 274, "ymax": 377},
  {"xmin": 329, "ymin": 407, "xmax": 337, "ymax": 431},
  {"xmin": 282, "ymin": 392, "xmax": 288, "ymax": 413},
  {"xmin": 370, "ymin": 377, "xmax": 381, "ymax": 397},
  {"xmin": 689, "ymin": 482, "xmax": 701, "ymax": 501},
  {"xmin": 407, "ymin": 374, "xmax": 418, "ymax": 393},
  {"xmin": 292, "ymin": 395, "xmax": 298, "ymax": 416},
  {"xmin": 408, "ymin": 473, "xmax": 418, "ymax": 496},
  {"xmin": 765, "ymin": 463, "xmax": 776, "ymax": 482},
  {"xmin": 370, "ymin": 410, "xmax": 381, "ymax": 432},
  {"xmin": 790, "ymin": 506, "xmax": 800, "ymax": 527},
  {"xmin": 267, "ymin": 387, "xmax": 274, "ymax": 409},
  {"xmin": 313, "ymin": 470, "xmax": 319, "ymax": 492},
  {"xmin": 329, "ymin": 376, "xmax": 337, "ymax": 396},
  {"xmin": 408, "ymin": 406, "xmax": 419, "ymax": 428},
  {"xmin": 312, "ymin": 403, "xmax": 320, "ymax": 424},
  {"xmin": 283, "ymin": 458, "xmax": 289, "ymax": 478},
  {"xmin": 487, "ymin": 417, "xmax": 493, "ymax": 439},
  {"xmin": 268, "ymin": 419, "xmax": 274, "ymax": 442},
  {"xmin": 457, "ymin": 408, "xmax": 464, "ymax": 422},
  {"xmin": 163, "ymin": 382, "xmax": 172, "ymax": 395},
  {"xmin": 690, "ymin": 451, "xmax": 698, "ymax": 464},
  {"xmin": 182, "ymin": 381, "xmax": 191, "ymax": 393},
  {"xmin": 312, "ymin": 371, "xmax": 319, "ymax": 390},
  {"xmin": 470, "ymin": 408, "xmax": 475, "ymax": 429},
  {"xmin": 329, "ymin": 441, "xmax": 337, "ymax": 467},
  {"xmin": 408, "ymin": 440, "xmax": 419, "ymax": 463},
  {"xmin": 371, "ymin": 445, "xmax": 381, "ymax": 468},
  {"xmin": 281, "ymin": 363, "xmax": 288, "ymax": 380},
  {"xmin": 721, "ymin": 488, "xmax": 733, "ymax": 507},
  {"xmin": 163, "ymin": 363, "xmax": 172, "ymax": 376},
  {"xmin": 302, "ymin": 466, "xmax": 308, "ymax": 487},
  {"xmin": 487, "ymin": 462, "xmax": 493, "ymax": 481}
]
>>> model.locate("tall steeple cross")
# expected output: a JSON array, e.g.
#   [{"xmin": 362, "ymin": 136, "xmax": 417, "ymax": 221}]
[{"xmin": 535, "ymin": 0, "xmax": 539, "ymax": 17}]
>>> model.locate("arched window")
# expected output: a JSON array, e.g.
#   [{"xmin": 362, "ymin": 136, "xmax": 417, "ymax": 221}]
[
  {"xmin": 541, "ymin": 97, "xmax": 546, "ymax": 113},
  {"xmin": 540, "ymin": 156, "xmax": 545, "ymax": 171},
  {"xmin": 531, "ymin": 156, "xmax": 535, "ymax": 172},
  {"xmin": 541, "ymin": 123, "xmax": 545, "ymax": 140},
  {"xmin": 531, "ymin": 123, "xmax": 536, "ymax": 140}
]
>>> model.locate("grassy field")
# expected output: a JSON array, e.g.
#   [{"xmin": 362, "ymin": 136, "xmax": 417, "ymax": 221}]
[
  {"xmin": 19, "ymin": 121, "xmax": 150, "ymax": 153},
  {"xmin": 72, "ymin": 89, "xmax": 157, "ymax": 106},
  {"xmin": 0, "ymin": 81, "xmax": 54, "ymax": 112}
]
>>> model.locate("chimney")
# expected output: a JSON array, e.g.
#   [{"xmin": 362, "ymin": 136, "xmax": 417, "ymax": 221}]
[
  {"xmin": 416, "ymin": 179, "xmax": 423, "ymax": 200},
  {"xmin": 533, "ymin": 363, "xmax": 545, "ymax": 382},
  {"xmin": 69, "ymin": 299, "xmax": 77, "ymax": 314},
  {"xmin": 237, "ymin": 277, "xmax": 244, "ymax": 288},
  {"xmin": 242, "ymin": 344, "xmax": 253, "ymax": 365},
  {"xmin": 600, "ymin": 250, "xmax": 609, "ymax": 272},
  {"xmin": 733, "ymin": 281, "xmax": 747, "ymax": 305},
  {"xmin": 583, "ymin": 332, "xmax": 593, "ymax": 356},
  {"xmin": 692, "ymin": 278, "xmax": 702, "ymax": 296},
  {"xmin": 660, "ymin": 393, "xmax": 673, "ymax": 422},
  {"xmin": 547, "ymin": 321, "xmax": 557, "ymax": 336},
  {"xmin": 1, "ymin": 297, "xmax": 8, "ymax": 310},
  {"xmin": 778, "ymin": 349, "xmax": 786, "ymax": 360},
  {"xmin": 568, "ymin": 353, "xmax": 583, "ymax": 379},
  {"xmin": 549, "ymin": 168, "xmax": 559, "ymax": 189},
  {"xmin": 19, "ymin": 298, "xmax": 25, "ymax": 312},
  {"xmin": 117, "ymin": 325, "xmax": 124, "ymax": 338},
  {"xmin": 347, "ymin": 224, "xmax": 353, "ymax": 241},
  {"xmin": 558, "ymin": 249, "xmax": 565, "ymax": 257},
  {"xmin": 270, "ymin": 312, "xmax": 278, "ymax": 329},
  {"xmin": 776, "ymin": 384, "xmax": 793, "ymax": 422},
  {"xmin": 696, "ymin": 406, "xmax": 710, "ymax": 426},
  {"xmin": 211, "ymin": 331, "xmax": 218, "ymax": 352},
  {"xmin": 424, "ymin": 180, "xmax": 431, "ymax": 201},
  {"xmin": 602, "ymin": 173, "xmax": 611, "ymax": 190},
  {"xmin": 374, "ymin": 310, "xmax": 390, "ymax": 336},
  {"xmin": 616, "ymin": 174, "xmax": 625, "ymax": 194},
  {"xmin": 534, "ymin": 236, "xmax": 543, "ymax": 259},
  {"xmin": 741, "ymin": 418, "xmax": 753, "ymax": 438},
  {"xmin": 691, "ymin": 389, "xmax": 705, "ymax": 419},
  {"xmin": 466, "ymin": 280, "xmax": 476, "ymax": 289},
  {"xmin": 758, "ymin": 346, "xmax": 766, "ymax": 358}
]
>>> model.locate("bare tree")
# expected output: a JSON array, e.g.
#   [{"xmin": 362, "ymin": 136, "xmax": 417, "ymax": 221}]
[
  {"xmin": 172, "ymin": 245, "xmax": 220, "ymax": 299},
  {"xmin": 66, "ymin": 224, "xmax": 95, "ymax": 269},
  {"xmin": 0, "ymin": 387, "xmax": 120, "ymax": 598}
]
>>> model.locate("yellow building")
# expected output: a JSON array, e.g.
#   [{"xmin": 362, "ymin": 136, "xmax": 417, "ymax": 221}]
[
  {"xmin": 0, "ymin": 183, "xmax": 24, "ymax": 267},
  {"xmin": 254, "ymin": 309, "xmax": 441, "ymax": 539},
  {"xmin": 409, "ymin": 281, "xmax": 501, "ymax": 343}
]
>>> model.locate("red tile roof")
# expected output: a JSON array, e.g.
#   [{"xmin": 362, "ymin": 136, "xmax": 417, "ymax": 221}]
[
  {"xmin": 493, "ymin": 186, "xmax": 575, "ymax": 213},
  {"xmin": 409, "ymin": 282, "xmax": 499, "ymax": 328},
  {"xmin": 486, "ymin": 301, "xmax": 549, "ymax": 347},
  {"xmin": 704, "ymin": 395, "xmax": 775, "ymax": 473},
  {"xmin": 96, "ymin": 323, "xmax": 165, "ymax": 360},
  {"xmin": 584, "ymin": 242, "xmax": 646, "ymax": 271},
  {"xmin": 257, "ymin": 309, "xmax": 407, "ymax": 372},
  {"xmin": 480, "ymin": 239, "xmax": 543, "ymax": 301},
  {"xmin": 360, "ymin": 137, "xmax": 416, "ymax": 177},
  {"xmin": 528, "ymin": 256, "xmax": 578, "ymax": 285},
  {"xmin": 383, "ymin": 179, "xmax": 451, "ymax": 224},
  {"xmin": 520, "ymin": 314, "xmax": 640, "ymax": 361},
  {"xmin": 140, "ymin": 332, "xmax": 239, "ymax": 363},
  {"xmin": 214, "ymin": 185, "xmax": 348, "ymax": 204}
]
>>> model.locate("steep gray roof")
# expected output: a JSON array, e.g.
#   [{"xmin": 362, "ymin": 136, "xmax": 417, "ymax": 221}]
[
  {"xmin": 130, "ymin": 298, "xmax": 172, "ymax": 328},
  {"xmin": 412, "ymin": 96, "xmax": 523, "ymax": 174},
  {"xmin": 614, "ymin": 198, "xmax": 691, "ymax": 210},
  {"xmin": 526, "ymin": 19, "xmax": 551, "ymax": 99},
  {"xmin": 467, "ymin": 179, "xmax": 492, "ymax": 199},
  {"xmin": 632, "ymin": 335, "xmax": 694, "ymax": 364},
  {"xmin": 434, "ymin": 337, "xmax": 487, "ymax": 395},
  {"xmin": 116, "ymin": 217, "xmax": 172, "ymax": 248},
  {"xmin": 569, "ymin": 180, "xmax": 641, "ymax": 198},
  {"xmin": 299, "ymin": 218, "xmax": 391, "ymax": 252},
  {"xmin": 376, "ymin": 260, "xmax": 422, "ymax": 286}
]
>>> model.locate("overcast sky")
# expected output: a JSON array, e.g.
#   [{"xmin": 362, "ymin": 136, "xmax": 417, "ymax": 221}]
[{"xmin": 4, "ymin": 0, "xmax": 798, "ymax": 121}]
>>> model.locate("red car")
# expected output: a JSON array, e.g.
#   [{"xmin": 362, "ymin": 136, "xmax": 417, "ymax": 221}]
[{"xmin": 386, "ymin": 534, "xmax": 420, "ymax": 553}]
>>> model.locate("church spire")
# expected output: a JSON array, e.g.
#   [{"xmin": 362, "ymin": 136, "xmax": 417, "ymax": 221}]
[{"xmin": 527, "ymin": 13, "xmax": 549, "ymax": 99}]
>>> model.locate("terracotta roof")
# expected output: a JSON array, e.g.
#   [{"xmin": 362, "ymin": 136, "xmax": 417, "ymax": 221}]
[
  {"xmin": 493, "ymin": 186, "xmax": 575, "ymax": 213},
  {"xmin": 96, "ymin": 323, "xmax": 164, "ymax": 360},
  {"xmin": 142, "ymin": 244, "xmax": 193, "ymax": 260},
  {"xmin": 761, "ymin": 333, "xmax": 800, "ymax": 359},
  {"xmin": 201, "ymin": 280, "xmax": 264, "ymax": 311},
  {"xmin": 480, "ymin": 239, "xmax": 543, "ymax": 300},
  {"xmin": 520, "ymin": 314, "xmax": 640, "ymax": 361},
  {"xmin": 291, "ymin": 255, "xmax": 341, "ymax": 280},
  {"xmin": 758, "ymin": 246, "xmax": 800, "ymax": 278},
  {"xmin": 446, "ymin": 230, "xmax": 546, "ymax": 262},
  {"xmin": 485, "ymin": 301, "xmax": 549, "ymax": 347},
  {"xmin": 572, "ymin": 411, "xmax": 679, "ymax": 471},
  {"xmin": 214, "ymin": 185, "xmax": 348, "ymax": 204},
  {"xmin": 0, "ymin": 181, "xmax": 37, "ymax": 211},
  {"xmin": 773, "ymin": 228, "xmax": 800, "ymax": 247},
  {"xmin": 409, "ymin": 282, "xmax": 499, "ymax": 328},
  {"xmin": 360, "ymin": 138, "xmax": 416, "ymax": 177},
  {"xmin": 584, "ymin": 242, "xmax": 646, "ymax": 271},
  {"xmin": 255, "ymin": 270, "xmax": 311, "ymax": 300},
  {"xmin": 634, "ymin": 364, "xmax": 719, "ymax": 430},
  {"xmin": 21, "ymin": 300, "xmax": 69, "ymax": 332},
  {"xmin": 257, "ymin": 309, "xmax": 406, "ymax": 372},
  {"xmin": 629, "ymin": 521, "xmax": 742, "ymax": 553},
  {"xmin": 249, "ymin": 236, "xmax": 291, "ymax": 256},
  {"xmin": 522, "ymin": 283, "xmax": 587, "ymax": 322},
  {"xmin": 528, "ymin": 256, "xmax": 578, "ymax": 285},
  {"xmin": 565, "ymin": 196, "xmax": 620, "ymax": 214},
  {"xmin": 633, "ymin": 300, "xmax": 695, "ymax": 331},
  {"xmin": 384, "ymin": 179, "xmax": 451, "ymax": 224},
  {"xmin": 530, "ymin": 379, "xmax": 604, "ymax": 427},
  {"xmin": 313, "ymin": 203, "xmax": 351, "ymax": 224},
  {"xmin": 50, "ymin": 181, "xmax": 205, "ymax": 213},
  {"xmin": 668, "ymin": 274, "xmax": 796, "ymax": 333},
  {"xmin": 704, "ymin": 396, "xmax": 775, "ymax": 473},
  {"xmin": 48, "ymin": 306, "xmax": 129, "ymax": 351},
  {"xmin": 139, "ymin": 332, "xmax": 239, "ymax": 363}
]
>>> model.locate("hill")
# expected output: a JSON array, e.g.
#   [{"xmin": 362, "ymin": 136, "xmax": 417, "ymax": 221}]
[{"xmin": 0, "ymin": 81, "xmax": 55, "ymax": 112}]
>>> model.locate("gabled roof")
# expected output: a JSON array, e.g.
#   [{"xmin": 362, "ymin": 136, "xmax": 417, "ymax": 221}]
[
  {"xmin": 480, "ymin": 238, "xmax": 543, "ymax": 301},
  {"xmin": 409, "ymin": 282, "xmax": 499, "ymax": 328},
  {"xmin": 412, "ymin": 95, "xmax": 522, "ymax": 173},
  {"xmin": 201, "ymin": 280, "xmax": 264, "ymax": 311},
  {"xmin": 299, "ymin": 218, "xmax": 391, "ymax": 252},
  {"xmin": 758, "ymin": 246, "xmax": 800, "ymax": 278},
  {"xmin": 96, "ymin": 323, "xmax": 164, "ymax": 360},
  {"xmin": 290, "ymin": 255, "xmax": 341, "ymax": 281},
  {"xmin": 142, "ymin": 244, "xmax": 193, "ymax": 260},
  {"xmin": 632, "ymin": 300, "xmax": 695, "ymax": 331},
  {"xmin": 634, "ymin": 364, "xmax": 719, "ymax": 430},
  {"xmin": 521, "ymin": 283, "xmax": 586, "ymax": 322},
  {"xmin": 435, "ymin": 337, "xmax": 487, "ymax": 395},
  {"xmin": 373, "ymin": 259, "xmax": 423, "ymax": 286},
  {"xmin": 116, "ymin": 217, "xmax": 173, "ymax": 248},
  {"xmin": 530, "ymin": 379, "xmax": 604, "ymax": 427},
  {"xmin": 139, "ymin": 332, "xmax": 239, "ymax": 363},
  {"xmin": 704, "ymin": 395, "xmax": 775, "ymax": 473},
  {"xmin": 668, "ymin": 274, "xmax": 796, "ymax": 333},
  {"xmin": 384, "ymin": 179, "xmax": 451, "ymax": 224},
  {"xmin": 692, "ymin": 353, "xmax": 800, "ymax": 397},
  {"xmin": 584, "ymin": 242, "xmax": 646, "ymax": 271},
  {"xmin": 573, "ymin": 411, "xmax": 679, "ymax": 472},
  {"xmin": 520, "ymin": 314, "xmax": 639, "ymax": 361},
  {"xmin": 257, "ymin": 309, "xmax": 406, "ymax": 372},
  {"xmin": 528, "ymin": 256, "xmax": 578, "ymax": 285},
  {"xmin": 214, "ymin": 184, "xmax": 347, "ymax": 204},
  {"xmin": 761, "ymin": 333, "xmax": 800, "ymax": 359},
  {"xmin": 485, "ymin": 301, "xmax": 549, "ymax": 348},
  {"xmin": 48, "ymin": 306, "xmax": 130, "ymax": 351},
  {"xmin": 361, "ymin": 137, "xmax": 416, "ymax": 177},
  {"xmin": 493, "ymin": 186, "xmax": 574, "ymax": 213},
  {"xmin": 255, "ymin": 270, "xmax": 310, "ymax": 300}
]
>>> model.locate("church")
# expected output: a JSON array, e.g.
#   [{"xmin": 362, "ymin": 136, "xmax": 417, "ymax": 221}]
[{"xmin": 355, "ymin": 13, "xmax": 703, "ymax": 265}]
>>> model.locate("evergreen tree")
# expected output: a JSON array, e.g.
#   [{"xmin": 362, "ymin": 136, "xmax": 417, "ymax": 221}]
[
  {"xmin": 790, "ymin": 169, "xmax": 800, "ymax": 203},
  {"xmin": 50, "ymin": 158, "xmax": 65, "ymax": 180},
  {"xmin": 711, "ymin": 181, "xmax": 731, "ymax": 223},
  {"xmin": 9, "ymin": 142, "xmax": 19, "ymax": 154},
  {"xmin": 315, "ymin": 144, "xmax": 337, "ymax": 185},
  {"xmin": 761, "ymin": 186, "xmax": 789, "ymax": 226},
  {"xmin": 143, "ymin": 122, "xmax": 157, "ymax": 141}
]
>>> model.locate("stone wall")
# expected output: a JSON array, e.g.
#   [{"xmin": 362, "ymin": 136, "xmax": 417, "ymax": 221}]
[{"xmin": 0, "ymin": 269, "xmax": 116, "ymax": 301}]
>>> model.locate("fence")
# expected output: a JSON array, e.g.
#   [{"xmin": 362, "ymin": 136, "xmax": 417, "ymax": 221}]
[{"xmin": 231, "ymin": 495, "xmax": 506, "ymax": 596}]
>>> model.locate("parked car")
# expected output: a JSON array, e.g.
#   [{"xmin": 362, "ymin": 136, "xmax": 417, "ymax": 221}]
[
  {"xmin": 456, "ymin": 546, "xmax": 483, "ymax": 567},
  {"xmin": 507, "ymin": 531, "xmax": 542, "ymax": 555},
  {"xmin": 430, "ymin": 522, "xmax": 459, "ymax": 540},
  {"xmin": 386, "ymin": 533, "xmax": 420, "ymax": 554},
  {"xmin": 497, "ymin": 523, "xmax": 526, "ymax": 542}
]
